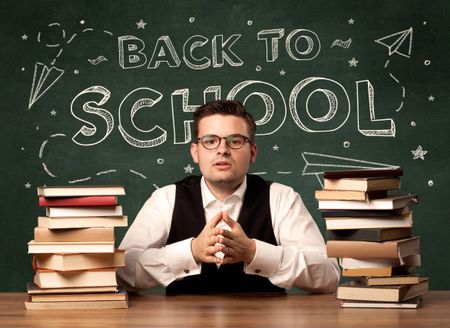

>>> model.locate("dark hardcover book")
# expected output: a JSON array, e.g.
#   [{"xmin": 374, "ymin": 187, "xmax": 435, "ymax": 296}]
[
  {"xmin": 320, "ymin": 208, "xmax": 407, "ymax": 218},
  {"xmin": 326, "ymin": 228, "xmax": 412, "ymax": 242},
  {"xmin": 323, "ymin": 168, "xmax": 403, "ymax": 179}
]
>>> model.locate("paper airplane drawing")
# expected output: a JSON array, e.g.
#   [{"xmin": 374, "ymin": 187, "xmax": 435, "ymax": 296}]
[
  {"xmin": 301, "ymin": 152, "xmax": 399, "ymax": 187},
  {"xmin": 28, "ymin": 62, "xmax": 65, "ymax": 109},
  {"xmin": 375, "ymin": 27, "xmax": 413, "ymax": 58}
]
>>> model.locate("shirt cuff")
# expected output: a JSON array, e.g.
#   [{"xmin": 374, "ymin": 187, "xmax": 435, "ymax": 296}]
[
  {"xmin": 165, "ymin": 238, "xmax": 201, "ymax": 280},
  {"xmin": 244, "ymin": 239, "xmax": 282, "ymax": 277}
]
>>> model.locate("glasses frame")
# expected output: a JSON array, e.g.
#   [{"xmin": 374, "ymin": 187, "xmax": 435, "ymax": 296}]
[{"xmin": 196, "ymin": 134, "xmax": 253, "ymax": 150}]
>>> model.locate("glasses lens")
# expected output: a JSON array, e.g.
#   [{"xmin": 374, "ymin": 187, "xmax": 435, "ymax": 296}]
[
  {"xmin": 201, "ymin": 135, "xmax": 220, "ymax": 149},
  {"xmin": 227, "ymin": 135, "xmax": 246, "ymax": 149}
]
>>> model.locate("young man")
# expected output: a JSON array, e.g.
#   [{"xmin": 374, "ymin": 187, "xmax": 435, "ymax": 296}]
[{"xmin": 117, "ymin": 100, "xmax": 340, "ymax": 294}]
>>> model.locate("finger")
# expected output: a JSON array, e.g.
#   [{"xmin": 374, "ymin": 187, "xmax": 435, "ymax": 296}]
[
  {"xmin": 208, "ymin": 235, "xmax": 222, "ymax": 246},
  {"xmin": 220, "ymin": 229, "xmax": 233, "ymax": 240},
  {"xmin": 210, "ymin": 227, "xmax": 224, "ymax": 237},
  {"xmin": 208, "ymin": 211, "xmax": 224, "ymax": 228},
  {"xmin": 206, "ymin": 244, "xmax": 223, "ymax": 255},
  {"xmin": 221, "ymin": 212, "xmax": 235, "ymax": 228}
]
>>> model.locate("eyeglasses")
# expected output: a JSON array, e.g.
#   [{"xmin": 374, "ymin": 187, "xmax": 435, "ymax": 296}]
[{"xmin": 196, "ymin": 134, "xmax": 252, "ymax": 150}]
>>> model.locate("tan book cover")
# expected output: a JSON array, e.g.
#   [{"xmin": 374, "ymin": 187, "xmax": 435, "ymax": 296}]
[
  {"xmin": 336, "ymin": 277, "xmax": 429, "ymax": 302},
  {"xmin": 34, "ymin": 268, "xmax": 118, "ymax": 289},
  {"xmin": 34, "ymin": 227, "xmax": 114, "ymax": 242},
  {"xmin": 323, "ymin": 177, "xmax": 401, "ymax": 192},
  {"xmin": 327, "ymin": 236, "xmax": 420, "ymax": 260},
  {"xmin": 27, "ymin": 282, "xmax": 118, "ymax": 294},
  {"xmin": 25, "ymin": 296, "xmax": 128, "ymax": 310},
  {"xmin": 28, "ymin": 240, "xmax": 115, "ymax": 254},
  {"xmin": 34, "ymin": 251, "xmax": 125, "ymax": 271},
  {"xmin": 37, "ymin": 215, "xmax": 128, "ymax": 229}
]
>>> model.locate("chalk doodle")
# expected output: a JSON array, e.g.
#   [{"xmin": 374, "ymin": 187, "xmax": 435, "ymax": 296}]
[
  {"xmin": 411, "ymin": 145, "xmax": 427, "ymax": 160},
  {"xmin": 331, "ymin": 38, "xmax": 352, "ymax": 48},
  {"xmin": 375, "ymin": 28, "xmax": 413, "ymax": 113},
  {"xmin": 301, "ymin": 152, "xmax": 399, "ymax": 187},
  {"xmin": 39, "ymin": 133, "xmax": 150, "ymax": 183},
  {"xmin": 375, "ymin": 28, "xmax": 413, "ymax": 58},
  {"xmin": 28, "ymin": 21, "xmax": 114, "ymax": 109},
  {"xmin": 88, "ymin": 56, "xmax": 108, "ymax": 65}
]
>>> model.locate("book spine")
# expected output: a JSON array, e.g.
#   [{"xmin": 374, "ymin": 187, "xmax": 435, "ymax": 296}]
[
  {"xmin": 326, "ymin": 240, "xmax": 398, "ymax": 259},
  {"xmin": 39, "ymin": 196, "xmax": 117, "ymax": 207}
]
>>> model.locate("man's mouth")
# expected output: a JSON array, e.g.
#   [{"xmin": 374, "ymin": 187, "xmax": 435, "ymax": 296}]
[{"xmin": 214, "ymin": 161, "xmax": 231, "ymax": 168}]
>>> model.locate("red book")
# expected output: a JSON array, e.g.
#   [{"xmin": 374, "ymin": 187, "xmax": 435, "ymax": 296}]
[{"xmin": 38, "ymin": 196, "xmax": 118, "ymax": 207}]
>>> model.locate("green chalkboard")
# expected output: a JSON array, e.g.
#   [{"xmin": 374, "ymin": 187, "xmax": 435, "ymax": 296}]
[{"xmin": 1, "ymin": 0, "xmax": 449, "ymax": 291}]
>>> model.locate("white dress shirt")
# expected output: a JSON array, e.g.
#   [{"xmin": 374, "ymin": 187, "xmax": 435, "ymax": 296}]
[{"xmin": 117, "ymin": 176, "xmax": 340, "ymax": 293}]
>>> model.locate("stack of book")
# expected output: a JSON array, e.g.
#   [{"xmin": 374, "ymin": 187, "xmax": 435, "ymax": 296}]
[
  {"xmin": 25, "ymin": 185, "xmax": 129, "ymax": 310},
  {"xmin": 315, "ymin": 168, "xmax": 429, "ymax": 309}
]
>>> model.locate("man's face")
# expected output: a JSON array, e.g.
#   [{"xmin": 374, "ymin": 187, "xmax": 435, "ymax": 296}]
[{"xmin": 190, "ymin": 114, "xmax": 257, "ymax": 197}]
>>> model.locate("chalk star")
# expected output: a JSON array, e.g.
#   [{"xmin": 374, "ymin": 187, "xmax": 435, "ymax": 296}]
[
  {"xmin": 272, "ymin": 144, "xmax": 279, "ymax": 151},
  {"xmin": 428, "ymin": 95, "xmax": 435, "ymax": 101},
  {"xmin": 411, "ymin": 145, "xmax": 427, "ymax": 160},
  {"xmin": 348, "ymin": 57, "xmax": 359, "ymax": 67},
  {"xmin": 279, "ymin": 69, "xmax": 286, "ymax": 76},
  {"xmin": 50, "ymin": 109, "xmax": 57, "ymax": 116},
  {"xmin": 21, "ymin": 34, "xmax": 28, "ymax": 40},
  {"xmin": 348, "ymin": 18, "xmax": 355, "ymax": 24},
  {"xmin": 25, "ymin": 182, "xmax": 32, "ymax": 189},
  {"xmin": 184, "ymin": 164, "xmax": 194, "ymax": 174},
  {"xmin": 136, "ymin": 19, "xmax": 147, "ymax": 29}
]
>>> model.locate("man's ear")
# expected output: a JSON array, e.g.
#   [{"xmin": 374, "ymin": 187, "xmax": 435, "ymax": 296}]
[
  {"xmin": 250, "ymin": 144, "xmax": 257, "ymax": 164},
  {"xmin": 191, "ymin": 143, "xmax": 199, "ymax": 163}
]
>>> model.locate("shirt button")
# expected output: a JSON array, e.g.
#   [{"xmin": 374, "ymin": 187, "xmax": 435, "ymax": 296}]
[
  {"xmin": 255, "ymin": 269, "xmax": 261, "ymax": 274},
  {"xmin": 184, "ymin": 269, "xmax": 190, "ymax": 274}
]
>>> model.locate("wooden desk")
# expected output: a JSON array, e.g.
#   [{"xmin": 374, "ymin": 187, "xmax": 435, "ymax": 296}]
[{"xmin": 1, "ymin": 291, "xmax": 449, "ymax": 327}]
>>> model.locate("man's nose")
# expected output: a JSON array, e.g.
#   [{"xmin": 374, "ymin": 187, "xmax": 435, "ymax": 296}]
[{"xmin": 216, "ymin": 137, "xmax": 231, "ymax": 155}]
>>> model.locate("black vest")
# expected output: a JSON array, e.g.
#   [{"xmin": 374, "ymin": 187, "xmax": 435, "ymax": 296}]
[{"xmin": 166, "ymin": 174, "xmax": 285, "ymax": 295}]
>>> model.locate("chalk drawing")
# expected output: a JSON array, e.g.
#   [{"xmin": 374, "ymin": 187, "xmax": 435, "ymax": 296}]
[
  {"xmin": 88, "ymin": 56, "xmax": 108, "ymax": 65},
  {"xmin": 28, "ymin": 21, "xmax": 114, "ymax": 108},
  {"xmin": 301, "ymin": 151, "xmax": 399, "ymax": 187},
  {"xmin": 375, "ymin": 27, "xmax": 413, "ymax": 58},
  {"xmin": 136, "ymin": 19, "xmax": 147, "ymax": 29},
  {"xmin": 331, "ymin": 38, "xmax": 352, "ymax": 48},
  {"xmin": 184, "ymin": 164, "xmax": 194, "ymax": 174},
  {"xmin": 411, "ymin": 145, "xmax": 427, "ymax": 160}
]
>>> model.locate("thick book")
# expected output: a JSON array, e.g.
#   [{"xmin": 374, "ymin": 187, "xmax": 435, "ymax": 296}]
[
  {"xmin": 34, "ymin": 227, "xmax": 114, "ymax": 242},
  {"xmin": 28, "ymin": 240, "xmax": 115, "ymax": 254},
  {"xmin": 318, "ymin": 195, "xmax": 418, "ymax": 210},
  {"xmin": 39, "ymin": 195, "xmax": 118, "ymax": 207},
  {"xmin": 342, "ymin": 266, "xmax": 415, "ymax": 277},
  {"xmin": 34, "ymin": 268, "xmax": 118, "ymax": 289},
  {"xmin": 46, "ymin": 205, "xmax": 123, "ymax": 217},
  {"xmin": 37, "ymin": 185, "xmax": 126, "ymax": 197},
  {"xmin": 340, "ymin": 254, "xmax": 421, "ymax": 269},
  {"xmin": 340, "ymin": 296, "xmax": 422, "ymax": 309},
  {"xmin": 336, "ymin": 277, "xmax": 429, "ymax": 302},
  {"xmin": 324, "ymin": 213, "xmax": 412, "ymax": 230},
  {"xmin": 323, "ymin": 168, "xmax": 403, "ymax": 179},
  {"xmin": 30, "ymin": 289, "xmax": 127, "ymax": 302},
  {"xmin": 34, "ymin": 251, "xmax": 125, "ymax": 271},
  {"xmin": 355, "ymin": 275, "xmax": 421, "ymax": 286},
  {"xmin": 27, "ymin": 282, "xmax": 118, "ymax": 294},
  {"xmin": 326, "ymin": 228, "xmax": 412, "ymax": 242},
  {"xmin": 37, "ymin": 215, "xmax": 128, "ymax": 229},
  {"xmin": 323, "ymin": 177, "xmax": 401, "ymax": 192},
  {"xmin": 25, "ymin": 296, "xmax": 128, "ymax": 310},
  {"xmin": 320, "ymin": 208, "xmax": 408, "ymax": 218},
  {"xmin": 315, "ymin": 190, "xmax": 388, "ymax": 201},
  {"xmin": 326, "ymin": 237, "xmax": 420, "ymax": 260}
]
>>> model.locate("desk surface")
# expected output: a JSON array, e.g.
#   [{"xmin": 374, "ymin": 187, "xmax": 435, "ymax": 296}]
[{"xmin": 2, "ymin": 291, "xmax": 449, "ymax": 327}]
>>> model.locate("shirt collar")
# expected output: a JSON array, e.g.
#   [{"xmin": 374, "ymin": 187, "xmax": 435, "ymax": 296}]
[{"xmin": 200, "ymin": 175, "xmax": 247, "ymax": 208}]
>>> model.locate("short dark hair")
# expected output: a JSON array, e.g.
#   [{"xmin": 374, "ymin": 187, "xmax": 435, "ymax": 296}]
[{"xmin": 193, "ymin": 100, "xmax": 256, "ymax": 143}]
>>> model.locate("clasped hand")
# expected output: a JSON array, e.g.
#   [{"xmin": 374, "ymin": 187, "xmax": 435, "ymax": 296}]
[{"xmin": 191, "ymin": 212, "xmax": 256, "ymax": 265}]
